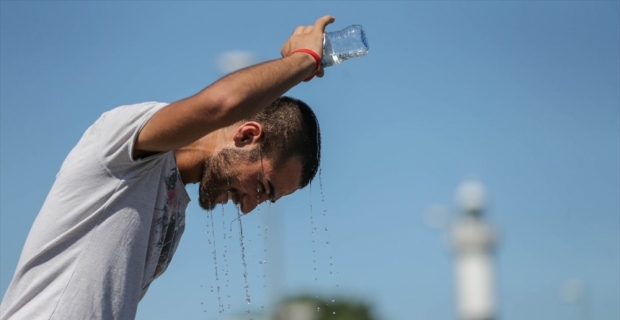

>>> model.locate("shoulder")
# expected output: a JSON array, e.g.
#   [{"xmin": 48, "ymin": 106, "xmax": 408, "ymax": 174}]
[{"xmin": 103, "ymin": 101, "xmax": 169, "ymax": 122}]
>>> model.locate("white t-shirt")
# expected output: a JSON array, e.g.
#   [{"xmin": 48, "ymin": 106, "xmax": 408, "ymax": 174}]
[{"xmin": 0, "ymin": 102, "xmax": 191, "ymax": 320}]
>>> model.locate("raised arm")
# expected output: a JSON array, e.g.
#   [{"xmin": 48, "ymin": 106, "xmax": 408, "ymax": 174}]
[{"xmin": 134, "ymin": 15, "xmax": 335, "ymax": 157}]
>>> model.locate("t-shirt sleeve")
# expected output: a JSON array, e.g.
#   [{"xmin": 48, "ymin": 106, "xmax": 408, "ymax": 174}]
[{"xmin": 94, "ymin": 101, "xmax": 169, "ymax": 176}]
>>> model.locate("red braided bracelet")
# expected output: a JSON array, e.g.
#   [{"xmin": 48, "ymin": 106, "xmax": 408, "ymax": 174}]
[{"xmin": 289, "ymin": 48, "xmax": 321, "ymax": 82}]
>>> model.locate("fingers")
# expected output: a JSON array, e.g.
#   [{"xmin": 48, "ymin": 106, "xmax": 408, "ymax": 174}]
[
  {"xmin": 314, "ymin": 15, "xmax": 336, "ymax": 32},
  {"xmin": 292, "ymin": 15, "xmax": 335, "ymax": 36},
  {"xmin": 294, "ymin": 25, "xmax": 314, "ymax": 34},
  {"xmin": 315, "ymin": 68, "xmax": 325, "ymax": 78},
  {"xmin": 293, "ymin": 26, "xmax": 305, "ymax": 35},
  {"xmin": 282, "ymin": 15, "xmax": 334, "ymax": 81}
]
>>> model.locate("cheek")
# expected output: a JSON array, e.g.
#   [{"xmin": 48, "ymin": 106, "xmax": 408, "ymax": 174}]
[{"xmin": 237, "ymin": 178, "xmax": 255, "ymax": 194}]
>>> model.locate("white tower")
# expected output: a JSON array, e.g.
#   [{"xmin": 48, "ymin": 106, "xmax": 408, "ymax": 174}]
[{"xmin": 450, "ymin": 180, "xmax": 498, "ymax": 320}]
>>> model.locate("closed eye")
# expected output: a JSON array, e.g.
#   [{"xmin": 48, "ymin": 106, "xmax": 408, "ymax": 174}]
[
  {"xmin": 267, "ymin": 180, "xmax": 276, "ymax": 203},
  {"xmin": 258, "ymin": 181, "xmax": 273, "ymax": 202}
]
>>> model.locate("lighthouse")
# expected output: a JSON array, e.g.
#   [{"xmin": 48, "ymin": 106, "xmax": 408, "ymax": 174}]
[{"xmin": 450, "ymin": 180, "xmax": 498, "ymax": 320}]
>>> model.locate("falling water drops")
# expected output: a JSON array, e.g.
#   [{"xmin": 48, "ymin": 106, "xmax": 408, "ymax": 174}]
[
  {"xmin": 206, "ymin": 210, "xmax": 224, "ymax": 311},
  {"xmin": 309, "ymin": 183, "xmax": 318, "ymax": 282},
  {"xmin": 319, "ymin": 168, "xmax": 340, "ymax": 294},
  {"xmin": 235, "ymin": 205, "xmax": 252, "ymax": 308}
]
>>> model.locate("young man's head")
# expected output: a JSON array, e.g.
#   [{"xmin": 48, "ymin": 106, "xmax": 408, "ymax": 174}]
[{"xmin": 198, "ymin": 96, "xmax": 321, "ymax": 213}]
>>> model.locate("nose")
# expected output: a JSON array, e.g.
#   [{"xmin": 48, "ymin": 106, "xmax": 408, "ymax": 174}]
[{"xmin": 241, "ymin": 192, "xmax": 269, "ymax": 214}]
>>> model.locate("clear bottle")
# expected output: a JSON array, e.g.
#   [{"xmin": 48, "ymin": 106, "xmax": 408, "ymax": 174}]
[{"xmin": 322, "ymin": 25, "xmax": 369, "ymax": 68}]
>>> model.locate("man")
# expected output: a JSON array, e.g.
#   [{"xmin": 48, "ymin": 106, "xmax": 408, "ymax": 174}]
[{"xmin": 0, "ymin": 15, "xmax": 335, "ymax": 320}]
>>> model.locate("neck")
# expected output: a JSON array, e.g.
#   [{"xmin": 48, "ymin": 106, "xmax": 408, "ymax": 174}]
[{"xmin": 174, "ymin": 129, "xmax": 229, "ymax": 184}]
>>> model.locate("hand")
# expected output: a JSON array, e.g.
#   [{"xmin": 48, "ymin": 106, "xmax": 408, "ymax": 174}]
[{"xmin": 281, "ymin": 15, "xmax": 335, "ymax": 78}]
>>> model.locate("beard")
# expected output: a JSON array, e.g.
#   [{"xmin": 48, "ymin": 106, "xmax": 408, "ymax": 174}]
[{"xmin": 197, "ymin": 147, "xmax": 260, "ymax": 211}]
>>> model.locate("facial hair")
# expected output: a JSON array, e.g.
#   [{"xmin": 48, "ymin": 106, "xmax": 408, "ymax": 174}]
[{"xmin": 198, "ymin": 147, "xmax": 257, "ymax": 211}]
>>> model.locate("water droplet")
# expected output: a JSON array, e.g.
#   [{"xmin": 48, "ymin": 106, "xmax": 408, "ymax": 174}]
[
  {"xmin": 317, "ymin": 307, "xmax": 321, "ymax": 311},
  {"xmin": 332, "ymin": 299, "xmax": 335, "ymax": 303},
  {"xmin": 236, "ymin": 207, "xmax": 252, "ymax": 309},
  {"xmin": 333, "ymin": 311, "xmax": 336, "ymax": 315}
]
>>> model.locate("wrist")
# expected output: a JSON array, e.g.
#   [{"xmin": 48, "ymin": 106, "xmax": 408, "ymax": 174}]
[{"xmin": 288, "ymin": 48, "xmax": 321, "ymax": 82}]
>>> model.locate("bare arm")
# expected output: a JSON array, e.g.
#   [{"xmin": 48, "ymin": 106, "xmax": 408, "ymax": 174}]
[{"xmin": 134, "ymin": 15, "xmax": 335, "ymax": 157}]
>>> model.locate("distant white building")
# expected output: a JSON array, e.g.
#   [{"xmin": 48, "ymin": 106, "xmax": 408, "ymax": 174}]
[{"xmin": 450, "ymin": 180, "xmax": 498, "ymax": 320}]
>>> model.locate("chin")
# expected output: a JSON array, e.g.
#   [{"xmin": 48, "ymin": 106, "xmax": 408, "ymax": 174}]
[
  {"xmin": 198, "ymin": 191, "xmax": 218, "ymax": 211},
  {"xmin": 197, "ymin": 178, "xmax": 221, "ymax": 211}
]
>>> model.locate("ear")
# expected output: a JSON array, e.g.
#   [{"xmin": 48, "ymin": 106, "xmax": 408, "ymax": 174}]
[{"xmin": 232, "ymin": 121, "xmax": 263, "ymax": 147}]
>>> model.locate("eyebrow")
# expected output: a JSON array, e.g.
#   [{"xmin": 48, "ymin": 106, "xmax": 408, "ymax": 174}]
[{"xmin": 267, "ymin": 180, "xmax": 276, "ymax": 203}]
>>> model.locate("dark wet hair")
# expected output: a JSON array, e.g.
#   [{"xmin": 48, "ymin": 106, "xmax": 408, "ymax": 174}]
[{"xmin": 246, "ymin": 96, "xmax": 321, "ymax": 189}]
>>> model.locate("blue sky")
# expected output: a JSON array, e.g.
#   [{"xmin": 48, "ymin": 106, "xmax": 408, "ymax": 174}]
[{"xmin": 1, "ymin": 1, "xmax": 618, "ymax": 320}]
